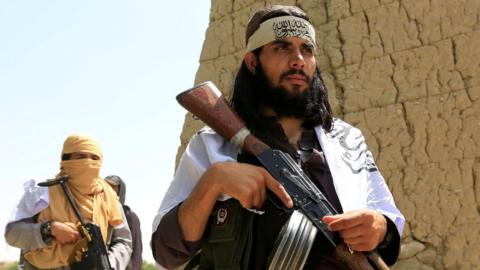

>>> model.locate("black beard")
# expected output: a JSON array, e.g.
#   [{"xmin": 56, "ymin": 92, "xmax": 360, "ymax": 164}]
[{"xmin": 254, "ymin": 63, "xmax": 314, "ymax": 119}]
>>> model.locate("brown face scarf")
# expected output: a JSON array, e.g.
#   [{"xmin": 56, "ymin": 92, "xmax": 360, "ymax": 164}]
[{"xmin": 25, "ymin": 134, "xmax": 123, "ymax": 268}]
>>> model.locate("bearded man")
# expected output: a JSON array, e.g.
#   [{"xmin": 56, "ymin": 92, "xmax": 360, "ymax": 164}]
[
  {"xmin": 5, "ymin": 134, "xmax": 132, "ymax": 270},
  {"xmin": 151, "ymin": 5, "xmax": 404, "ymax": 269}
]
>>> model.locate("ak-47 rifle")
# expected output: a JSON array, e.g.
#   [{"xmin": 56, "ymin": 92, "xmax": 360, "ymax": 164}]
[
  {"xmin": 38, "ymin": 176, "xmax": 112, "ymax": 270},
  {"xmin": 176, "ymin": 81, "xmax": 390, "ymax": 270}
]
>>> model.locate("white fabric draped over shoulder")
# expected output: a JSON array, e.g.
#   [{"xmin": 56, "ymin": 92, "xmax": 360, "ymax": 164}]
[
  {"xmin": 9, "ymin": 179, "xmax": 49, "ymax": 223},
  {"xmin": 152, "ymin": 120, "xmax": 405, "ymax": 236},
  {"xmin": 152, "ymin": 128, "xmax": 239, "ymax": 232},
  {"xmin": 316, "ymin": 120, "xmax": 404, "ymax": 234}
]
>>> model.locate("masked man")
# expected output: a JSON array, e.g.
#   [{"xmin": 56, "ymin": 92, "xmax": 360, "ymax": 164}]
[
  {"xmin": 5, "ymin": 134, "xmax": 132, "ymax": 270},
  {"xmin": 151, "ymin": 5, "xmax": 404, "ymax": 269}
]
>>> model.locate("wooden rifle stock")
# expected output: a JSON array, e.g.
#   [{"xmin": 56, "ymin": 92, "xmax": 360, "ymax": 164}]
[
  {"xmin": 176, "ymin": 81, "xmax": 268, "ymax": 156},
  {"xmin": 176, "ymin": 81, "xmax": 390, "ymax": 270}
]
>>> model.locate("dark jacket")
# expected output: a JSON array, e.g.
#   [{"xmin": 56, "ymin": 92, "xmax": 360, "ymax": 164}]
[{"xmin": 105, "ymin": 175, "xmax": 143, "ymax": 270}]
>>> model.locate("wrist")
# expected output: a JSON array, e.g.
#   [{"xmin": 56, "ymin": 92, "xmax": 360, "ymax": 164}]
[
  {"xmin": 179, "ymin": 170, "xmax": 221, "ymax": 242},
  {"xmin": 379, "ymin": 215, "xmax": 387, "ymax": 240},
  {"xmin": 377, "ymin": 230, "xmax": 393, "ymax": 249},
  {"xmin": 377, "ymin": 215, "xmax": 395, "ymax": 249},
  {"xmin": 203, "ymin": 163, "xmax": 225, "ymax": 197}
]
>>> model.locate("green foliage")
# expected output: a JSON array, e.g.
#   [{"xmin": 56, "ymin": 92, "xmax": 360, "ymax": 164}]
[
  {"xmin": 8, "ymin": 262, "xmax": 19, "ymax": 270},
  {"xmin": 142, "ymin": 260, "xmax": 158, "ymax": 270},
  {"xmin": 2, "ymin": 262, "xmax": 19, "ymax": 270}
]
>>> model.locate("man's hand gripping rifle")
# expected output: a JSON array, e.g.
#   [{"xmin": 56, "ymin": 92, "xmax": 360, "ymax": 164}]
[
  {"xmin": 176, "ymin": 81, "xmax": 389, "ymax": 270},
  {"xmin": 38, "ymin": 176, "xmax": 112, "ymax": 270}
]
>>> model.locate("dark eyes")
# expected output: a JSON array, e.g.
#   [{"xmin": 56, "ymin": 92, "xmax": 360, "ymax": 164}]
[
  {"xmin": 302, "ymin": 46, "xmax": 314, "ymax": 54},
  {"xmin": 72, "ymin": 154, "xmax": 100, "ymax": 160},
  {"xmin": 273, "ymin": 44, "xmax": 314, "ymax": 55},
  {"xmin": 274, "ymin": 44, "xmax": 289, "ymax": 50}
]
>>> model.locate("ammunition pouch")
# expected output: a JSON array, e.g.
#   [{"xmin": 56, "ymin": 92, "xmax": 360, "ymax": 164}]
[{"xmin": 186, "ymin": 199, "xmax": 255, "ymax": 270}]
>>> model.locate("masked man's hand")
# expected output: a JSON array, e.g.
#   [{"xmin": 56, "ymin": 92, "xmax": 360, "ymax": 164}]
[
  {"xmin": 322, "ymin": 209, "xmax": 387, "ymax": 252},
  {"xmin": 51, "ymin": 221, "xmax": 81, "ymax": 245}
]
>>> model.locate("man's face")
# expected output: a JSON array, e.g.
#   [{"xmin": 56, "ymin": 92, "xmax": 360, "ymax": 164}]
[
  {"xmin": 108, "ymin": 183, "xmax": 120, "ymax": 195},
  {"xmin": 257, "ymin": 36, "xmax": 316, "ymax": 94}
]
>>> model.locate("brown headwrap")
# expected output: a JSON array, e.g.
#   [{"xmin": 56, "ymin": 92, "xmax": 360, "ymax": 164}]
[{"xmin": 25, "ymin": 134, "xmax": 123, "ymax": 268}]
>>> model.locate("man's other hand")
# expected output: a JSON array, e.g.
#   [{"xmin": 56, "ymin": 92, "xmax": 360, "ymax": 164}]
[{"xmin": 322, "ymin": 209, "xmax": 387, "ymax": 252}]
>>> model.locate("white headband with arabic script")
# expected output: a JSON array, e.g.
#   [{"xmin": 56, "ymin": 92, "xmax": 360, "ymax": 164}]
[{"xmin": 246, "ymin": 16, "xmax": 316, "ymax": 52}]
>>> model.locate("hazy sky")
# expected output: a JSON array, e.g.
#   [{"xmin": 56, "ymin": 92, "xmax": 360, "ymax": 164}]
[{"xmin": 0, "ymin": 0, "xmax": 211, "ymax": 263}]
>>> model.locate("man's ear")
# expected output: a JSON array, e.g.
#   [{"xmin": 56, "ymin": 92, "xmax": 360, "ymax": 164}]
[{"xmin": 244, "ymin": 52, "xmax": 257, "ymax": 74}]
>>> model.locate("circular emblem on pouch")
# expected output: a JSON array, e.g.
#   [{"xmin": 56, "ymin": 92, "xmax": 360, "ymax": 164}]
[{"xmin": 216, "ymin": 208, "xmax": 228, "ymax": 224}]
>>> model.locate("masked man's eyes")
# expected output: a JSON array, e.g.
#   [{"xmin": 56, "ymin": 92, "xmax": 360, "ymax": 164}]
[{"xmin": 71, "ymin": 153, "xmax": 100, "ymax": 160}]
